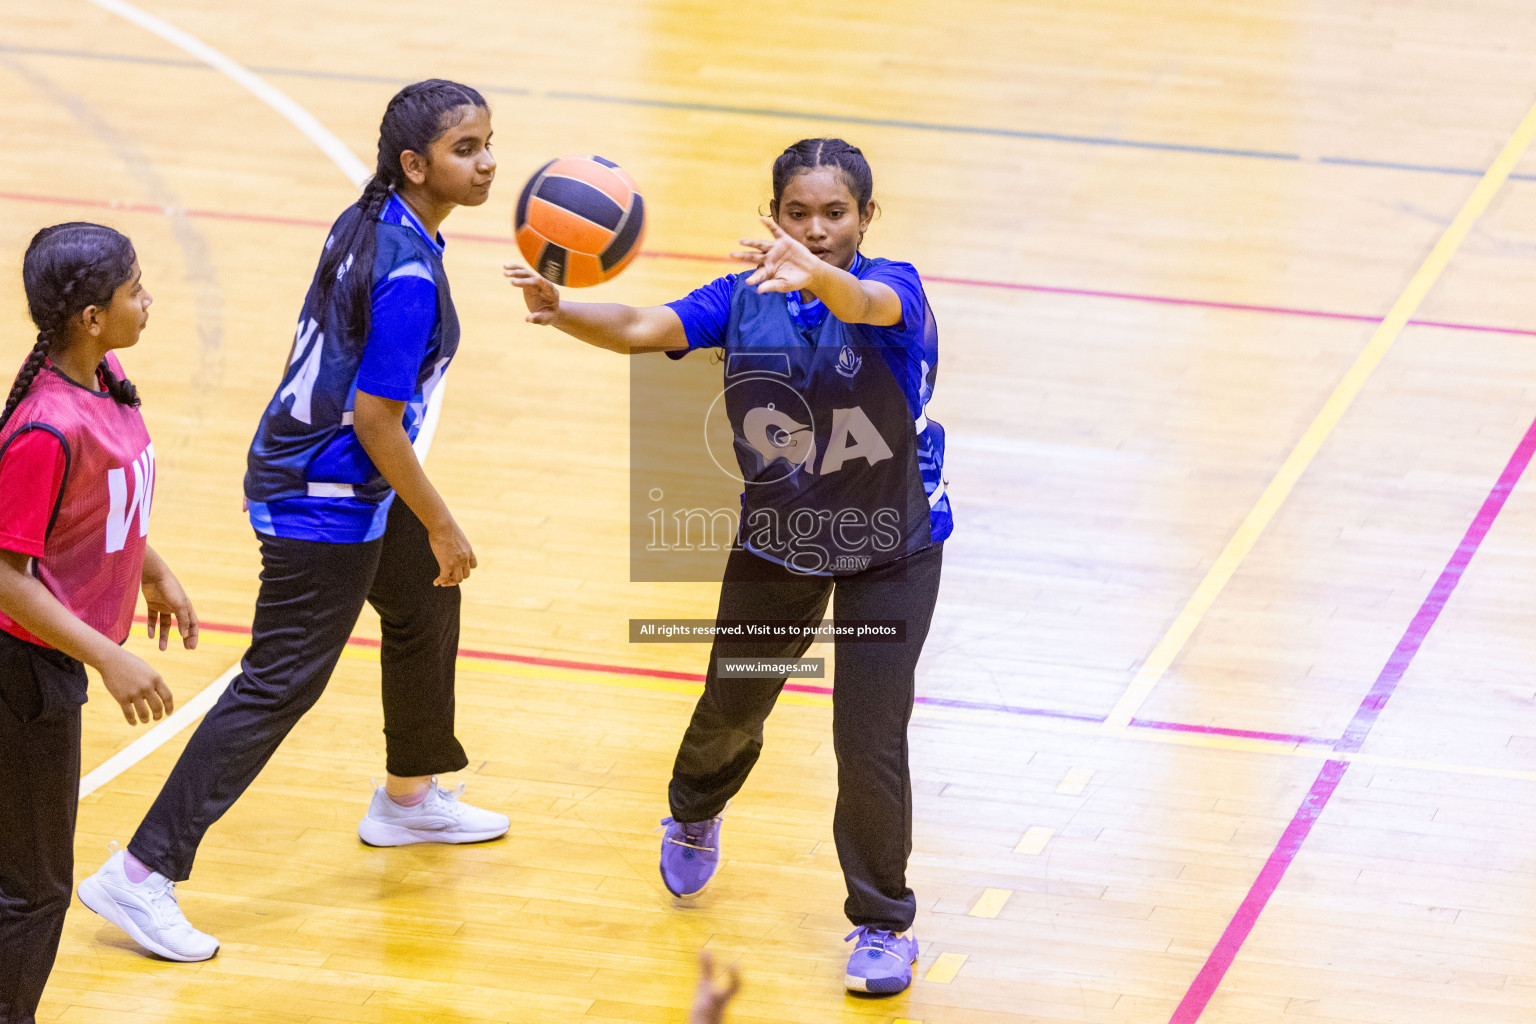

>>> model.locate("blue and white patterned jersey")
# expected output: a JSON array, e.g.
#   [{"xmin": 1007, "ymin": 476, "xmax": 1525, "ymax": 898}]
[{"xmin": 245, "ymin": 193, "xmax": 458, "ymax": 543}]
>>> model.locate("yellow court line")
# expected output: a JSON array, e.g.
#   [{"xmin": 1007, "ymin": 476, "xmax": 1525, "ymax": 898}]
[
  {"xmin": 1015, "ymin": 826, "xmax": 1056, "ymax": 855},
  {"xmin": 924, "ymin": 952, "xmax": 968, "ymax": 984},
  {"xmin": 1103, "ymin": 97, "xmax": 1536, "ymax": 731},
  {"xmin": 968, "ymin": 888, "xmax": 1013, "ymax": 919},
  {"xmin": 1055, "ymin": 767, "xmax": 1095, "ymax": 795}
]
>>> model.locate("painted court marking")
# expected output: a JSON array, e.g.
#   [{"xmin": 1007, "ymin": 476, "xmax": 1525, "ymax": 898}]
[
  {"xmin": 78, "ymin": 663, "xmax": 241, "ymax": 798},
  {"xmin": 67, "ymin": 0, "xmax": 402, "ymax": 798},
  {"xmin": 1055, "ymin": 767, "xmax": 1095, "ymax": 795},
  {"xmin": 10, "ymin": 42, "xmax": 1536, "ymax": 183},
  {"xmin": 1104, "ymin": 96, "xmax": 1536, "ymax": 732},
  {"xmin": 139, "ymin": 618, "xmax": 1536, "ymax": 787},
  {"xmin": 924, "ymin": 952, "xmax": 968, "ymax": 984},
  {"xmin": 5, "ymin": 188, "xmax": 1536, "ymax": 342},
  {"xmin": 1168, "ymin": 406, "xmax": 1536, "ymax": 1023},
  {"xmin": 968, "ymin": 888, "xmax": 1013, "ymax": 919},
  {"xmin": 1015, "ymin": 826, "xmax": 1055, "ymax": 855}
]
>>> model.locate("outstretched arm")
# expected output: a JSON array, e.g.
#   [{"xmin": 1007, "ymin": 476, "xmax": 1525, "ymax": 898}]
[
  {"xmin": 734, "ymin": 217, "xmax": 902, "ymax": 327},
  {"xmin": 504, "ymin": 264, "xmax": 689, "ymax": 354}
]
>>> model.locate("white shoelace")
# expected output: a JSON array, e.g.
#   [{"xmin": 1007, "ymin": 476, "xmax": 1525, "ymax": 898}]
[
  {"xmin": 427, "ymin": 781, "xmax": 467, "ymax": 819},
  {"xmin": 657, "ymin": 818, "xmax": 717, "ymax": 852},
  {"xmin": 845, "ymin": 926, "xmax": 907, "ymax": 961}
]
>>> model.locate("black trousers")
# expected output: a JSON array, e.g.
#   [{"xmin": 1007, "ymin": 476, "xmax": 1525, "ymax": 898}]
[
  {"xmin": 669, "ymin": 542, "xmax": 943, "ymax": 932},
  {"xmin": 0, "ymin": 631, "xmax": 88, "ymax": 1024},
  {"xmin": 129, "ymin": 498, "xmax": 468, "ymax": 882}
]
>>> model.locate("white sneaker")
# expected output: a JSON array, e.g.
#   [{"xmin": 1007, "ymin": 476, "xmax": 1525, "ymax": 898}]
[
  {"xmin": 77, "ymin": 847, "xmax": 219, "ymax": 962},
  {"xmin": 357, "ymin": 778, "xmax": 510, "ymax": 846}
]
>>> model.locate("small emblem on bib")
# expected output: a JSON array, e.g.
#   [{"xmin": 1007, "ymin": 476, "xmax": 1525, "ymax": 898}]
[{"xmin": 835, "ymin": 345, "xmax": 862, "ymax": 378}]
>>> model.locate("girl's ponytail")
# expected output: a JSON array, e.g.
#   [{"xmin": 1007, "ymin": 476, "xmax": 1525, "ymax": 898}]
[{"xmin": 0, "ymin": 334, "xmax": 54, "ymax": 436}]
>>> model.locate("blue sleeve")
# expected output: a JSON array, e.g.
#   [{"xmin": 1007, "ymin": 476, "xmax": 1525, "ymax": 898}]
[
  {"xmin": 664, "ymin": 275, "xmax": 736, "ymax": 359},
  {"xmin": 355, "ymin": 262, "xmax": 437, "ymax": 401},
  {"xmin": 859, "ymin": 260, "xmax": 926, "ymax": 346}
]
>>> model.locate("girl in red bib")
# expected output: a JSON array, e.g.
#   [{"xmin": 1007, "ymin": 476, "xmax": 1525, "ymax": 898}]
[{"xmin": 0, "ymin": 223, "xmax": 199, "ymax": 1024}]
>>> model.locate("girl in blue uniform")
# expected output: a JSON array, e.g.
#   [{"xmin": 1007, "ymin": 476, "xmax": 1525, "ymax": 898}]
[
  {"xmin": 507, "ymin": 138, "xmax": 950, "ymax": 996},
  {"xmin": 79, "ymin": 79, "xmax": 510, "ymax": 962}
]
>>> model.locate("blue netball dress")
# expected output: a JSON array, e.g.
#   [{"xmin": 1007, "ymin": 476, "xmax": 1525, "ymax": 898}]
[
  {"xmin": 245, "ymin": 193, "xmax": 459, "ymax": 543},
  {"xmin": 667, "ymin": 255, "xmax": 951, "ymax": 575}
]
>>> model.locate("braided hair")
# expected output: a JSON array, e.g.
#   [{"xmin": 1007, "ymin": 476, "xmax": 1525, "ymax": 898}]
[
  {"xmin": 770, "ymin": 138, "xmax": 876, "ymax": 214},
  {"xmin": 313, "ymin": 78, "xmax": 488, "ymax": 348},
  {"xmin": 2, "ymin": 222, "xmax": 139, "ymax": 435}
]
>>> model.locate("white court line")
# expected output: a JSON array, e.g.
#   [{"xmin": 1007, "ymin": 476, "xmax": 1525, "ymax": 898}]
[
  {"xmin": 913, "ymin": 701, "xmax": 1536, "ymax": 784},
  {"xmin": 79, "ymin": 663, "xmax": 241, "ymax": 798},
  {"xmin": 85, "ymin": 0, "xmax": 369, "ymax": 186},
  {"xmin": 76, "ymin": 0, "xmax": 443, "ymax": 793}
]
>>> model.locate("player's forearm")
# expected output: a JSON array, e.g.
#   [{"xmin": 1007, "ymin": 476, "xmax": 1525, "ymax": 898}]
[
  {"xmin": 808, "ymin": 263, "xmax": 901, "ymax": 326},
  {"xmin": 547, "ymin": 302, "xmax": 645, "ymax": 353},
  {"xmin": 141, "ymin": 543, "xmax": 170, "ymax": 584},
  {"xmin": 0, "ymin": 552, "xmax": 125, "ymax": 670},
  {"xmin": 354, "ymin": 410, "xmax": 454, "ymax": 531},
  {"xmin": 551, "ymin": 302, "xmax": 686, "ymax": 354}
]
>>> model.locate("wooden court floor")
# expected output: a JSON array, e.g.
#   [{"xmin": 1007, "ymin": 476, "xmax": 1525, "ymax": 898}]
[{"xmin": 7, "ymin": 1, "xmax": 1536, "ymax": 1021}]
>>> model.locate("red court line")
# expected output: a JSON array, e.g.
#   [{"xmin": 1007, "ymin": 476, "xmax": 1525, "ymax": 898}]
[
  {"xmin": 4, "ymin": 188, "xmax": 1534, "ymax": 339},
  {"xmin": 139, "ymin": 616, "xmax": 1340, "ymax": 739},
  {"xmin": 1129, "ymin": 717, "xmax": 1336, "ymax": 747},
  {"xmin": 1169, "ymin": 411, "xmax": 1536, "ymax": 1023}
]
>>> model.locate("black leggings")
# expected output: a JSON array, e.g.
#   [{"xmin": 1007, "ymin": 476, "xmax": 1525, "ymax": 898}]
[
  {"xmin": 669, "ymin": 542, "xmax": 943, "ymax": 932},
  {"xmin": 129, "ymin": 498, "xmax": 468, "ymax": 882},
  {"xmin": 0, "ymin": 631, "xmax": 87, "ymax": 1024}
]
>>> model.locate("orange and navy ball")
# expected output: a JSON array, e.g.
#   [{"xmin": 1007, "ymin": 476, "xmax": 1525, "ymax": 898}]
[{"xmin": 514, "ymin": 155, "xmax": 646, "ymax": 287}]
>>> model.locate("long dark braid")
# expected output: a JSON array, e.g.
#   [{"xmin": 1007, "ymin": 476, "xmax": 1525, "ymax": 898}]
[
  {"xmin": 2, "ymin": 222, "xmax": 139, "ymax": 435},
  {"xmin": 1, "ymin": 333, "xmax": 53, "ymax": 435},
  {"xmin": 313, "ymin": 78, "xmax": 488, "ymax": 349}
]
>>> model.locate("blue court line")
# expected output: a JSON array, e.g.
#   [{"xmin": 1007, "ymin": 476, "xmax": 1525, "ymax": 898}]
[
  {"xmin": 5, "ymin": 42, "xmax": 1534, "ymax": 181},
  {"xmin": 1320, "ymin": 154, "xmax": 1536, "ymax": 181},
  {"xmin": 542, "ymin": 89, "xmax": 1298, "ymax": 161}
]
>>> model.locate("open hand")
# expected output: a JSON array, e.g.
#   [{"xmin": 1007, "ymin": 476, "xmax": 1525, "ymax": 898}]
[
  {"xmin": 733, "ymin": 216, "xmax": 823, "ymax": 294},
  {"xmin": 142, "ymin": 565, "xmax": 198, "ymax": 651},
  {"xmin": 504, "ymin": 263, "xmax": 561, "ymax": 325}
]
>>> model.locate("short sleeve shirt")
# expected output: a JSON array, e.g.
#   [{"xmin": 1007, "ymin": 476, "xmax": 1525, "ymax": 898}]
[
  {"xmin": 0, "ymin": 428, "xmax": 68, "ymax": 558},
  {"xmin": 664, "ymin": 256, "xmax": 933, "ymax": 417}
]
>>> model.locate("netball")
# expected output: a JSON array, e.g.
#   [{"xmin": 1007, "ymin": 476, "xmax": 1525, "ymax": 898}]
[{"xmin": 514, "ymin": 155, "xmax": 645, "ymax": 287}]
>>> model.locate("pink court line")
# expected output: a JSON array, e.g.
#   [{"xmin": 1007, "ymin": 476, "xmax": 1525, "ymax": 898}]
[
  {"xmin": 3, "ymin": 187, "xmax": 1535, "ymax": 339},
  {"xmin": 136, "ymin": 616, "xmax": 1339, "ymax": 740},
  {"xmin": 1129, "ymin": 717, "xmax": 1335, "ymax": 747},
  {"xmin": 1169, "ymin": 411, "xmax": 1536, "ymax": 1023}
]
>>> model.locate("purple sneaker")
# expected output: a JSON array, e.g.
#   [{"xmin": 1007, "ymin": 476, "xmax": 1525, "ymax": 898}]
[
  {"xmin": 658, "ymin": 815, "xmax": 722, "ymax": 897},
  {"xmin": 844, "ymin": 927, "xmax": 918, "ymax": 994}
]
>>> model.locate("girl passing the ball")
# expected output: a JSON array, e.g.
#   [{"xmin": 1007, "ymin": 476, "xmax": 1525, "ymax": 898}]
[
  {"xmin": 0, "ymin": 224, "xmax": 198, "ymax": 1022},
  {"xmin": 79, "ymin": 79, "xmax": 509, "ymax": 962},
  {"xmin": 507, "ymin": 138, "xmax": 951, "ymax": 996}
]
